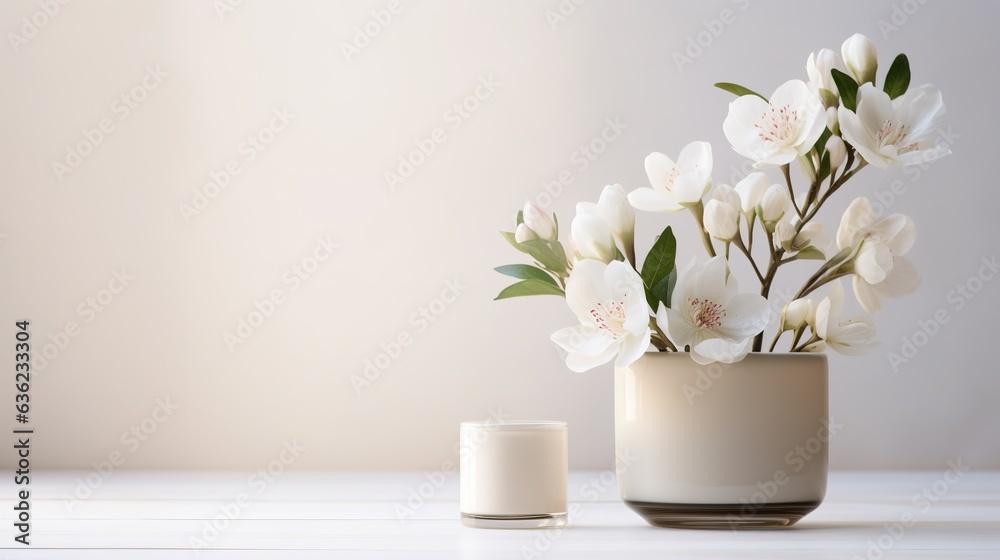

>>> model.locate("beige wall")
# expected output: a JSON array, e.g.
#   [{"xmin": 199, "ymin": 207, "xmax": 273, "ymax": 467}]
[{"xmin": 1, "ymin": 0, "xmax": 996, "ymax": 470}]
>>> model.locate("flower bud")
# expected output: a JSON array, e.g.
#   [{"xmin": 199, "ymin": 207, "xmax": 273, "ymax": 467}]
[
  {"xmin": 704, "ymin": 199, "xmax": 739, "ymax": 241},
  {"xmin": 514, "ymin": 223, "xmax": 537, "ymax": 243},
  {"xmin": 522, "ymin": 202, "xmax": 557, "ymax": 242},
  {"xmin": 782, "ymin": 299, "xmax": 812, "ymax": 331},
  {"xmin": 825, "ymin": 106, "xmax": 840, "ymax": 136},
  {"xmin": 826, "ymin": 135, "xmax": 847, "ymax": 169},
  {"xmin": 757, "ymin": 183, "xmax": 788, "ymax": 224},
  {"xmin": 841, "ymin": 33, "xmax": 878, "ymax": 85}
]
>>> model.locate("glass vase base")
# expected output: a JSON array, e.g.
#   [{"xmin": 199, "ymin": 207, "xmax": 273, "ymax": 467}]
[
  {"xmin": 460, "ymin": 512, "xmax": 568, "ymax": 529},
  {"xmin": 624, "ymin": 500, "xmax": 821, "ymax": 529}
]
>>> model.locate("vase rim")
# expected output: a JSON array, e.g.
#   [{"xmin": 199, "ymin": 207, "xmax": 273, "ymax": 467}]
[
  {"xmin": 635, "ymin": 351, "xmax": 827, "ymax": 361},
  {"xmin": 460, "ymin": 420, "xmax": 567, "ymax": 431}
]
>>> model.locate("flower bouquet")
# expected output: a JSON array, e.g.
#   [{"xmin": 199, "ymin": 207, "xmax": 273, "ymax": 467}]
[{"xmin": 496, "ymin": 33, "xmax": 949, "ymax": 371}]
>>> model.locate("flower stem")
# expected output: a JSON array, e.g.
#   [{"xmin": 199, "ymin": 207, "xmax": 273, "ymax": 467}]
[
  {"xmin": 787, "ymin": 327, "xmax": 807, "ymax": 352},
  {"xmin": 690, "ymin": 202, "xmax": 717, "ymax": 258},
  {"xmin": 792, "ymin": 334, "xmax": 821, "ymax": 353},
  {"xmin": 795, "ymin": 271, "xmax": 851, "ymax": 299},
  {"xmin": 649, "ymin": 317, "xmax": 677, "ymax": 351},
  {"xmin": 753, "ymin": 228, "xmax": 783, "ymax": 352},
  {"xmin": 732, "ymin": 236, "xmax": 765, "ymax": 284},
  {"xmin": 769, "ymin": 330, "xmax": 783, "ymax": 352},
  {"xmin": 782, "ymin": 164, "xmax": 803, "ymax": 219},
  {"xmin": 754, "ymin": 152, "xmax": 868, "ymax": 354}
]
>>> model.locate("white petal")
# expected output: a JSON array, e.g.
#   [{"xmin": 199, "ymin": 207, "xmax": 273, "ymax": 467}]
[
  {"xmin": 734, "ymin": 172, "xmax": 772, "ymax": 214},
  {"xmin": 597, "ymin": 184, "xmax": 636, "ymax": 237},
  {"xmin": 852, "ymin": 276, "xmax": 882, "ymax": 313},
  {"xmin": 603, "ymin": 261, "xmax": 649, "ymax": 334},
  {"xmin": 671, "ymin": 172, "xmax": 709, "ymax": 205},
  {"xmin": 723, "ymin": 96, "xmax": 771, "ymax": 162},
  {"xmin": 563, "ymin": 259, "xmax": 610, "ymax": 322},
  {"xmin": 571, "ymin": 213, "xmax": 616, "ymax": 262},
  {"xmin": 644, "ymin": 152, "xmax": 679, "ymax": 191},
  {"xmin": 713, "ymin": 183, "xmax": 741, "ymax": 209},
  {"xmin": 828, "ymin": 315, "xmax": 878, "ymax": 356},
  {"xmin": 662, "ymin": 306, "xmax": 695, "ymax": 348},
  {"xmin": 836, "ymin": 197, "xmax": 876, "ymax": 250},
  {"xmin": 894, "ymin": 84, "xmax": 947, "ymax": 140},
  {"xmin": 691, "ymin": 337, "xmax": 751, "ymax": 365},
  {"xmin": 627, "ymin": 187, "xmax": 685, "ymax": 213},
  {"xmin": 615, "ymin": 330, "xmax": 651, "ymax": 368},
  {"xmin": 752, "ymin": 147, "xmax": 799, "ymax": 169},
  {"xmin": 697, "ymin": 256, "xmax": 733, "ymax": 305},
  {"xmin": 873, "ymin": 256, "xmax": 921, "ymax": 299},
  {"xmin": 565, "ymin": 342, "xmax": 620, "ymax": 372},
  {"xmin": 814, "ymin": 300, "xmax": 831, "ymax": 340},
  {"xmin": 715, "ymin": 293, "xmax": 770, "ymax": 341},
  {"xmin": 551, "ymin": 326, "xmax": 615, "ymax": 357},
  {"xmin": 878, "ymin": 214, "xmax": 916, "ymax": 256},
  {"xmin": 677, "ymin": 141, "xmax": 713, "ymax": 187},
  {"xmin": 855, "ymin": 239, "xmax": 893, "ymax": 285}
]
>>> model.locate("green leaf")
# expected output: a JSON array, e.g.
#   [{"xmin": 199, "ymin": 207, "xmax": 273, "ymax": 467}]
[
  {"xmin": 649, "ymin": 267, "xmax": 677, "ymax": 312},
  {"xmin": 500, "ymin": 231, "xmax": 525, "ymax": 253},
  {"xmin": 640, "ymin": 226, "xmax": 677, "ymax": 310},
  {"xmin": 552, "ymin": 212, "xmax": 559, "ymax": 239},
  {"xmin": 519, "ymin": 239, "xmax": 567, "ymax": 273},
  {"xmin": 795, "ymin": 246, "xmax": 827, "ymax": 261},
  {"xmin": 883, "ymin": 54, "xmax": 910, "ymax": 100},
  {"xmin": 830, "ymin": 69, "xmax": 859, "ymax": 112},
  {"xmin": 714, "ymin": 82, "xmax": 767, "ymax": 101},
  {"xmin": 516, "ymin": 210, "xmax": 524, "ymax": 227},
  {"xmin": 816, "ymin": 151, "xmax": 832, "ymax": 183},
  {"xmin": 494, "ymin": 264, "xmax": 558, "ymax": 286},
  {"xmin": 494, "ymin": 279, "xmax": 564, "ymax": 300},
  {"xmin": 550, "ymin": 240, "xmax": 569, "ymax": 270}
]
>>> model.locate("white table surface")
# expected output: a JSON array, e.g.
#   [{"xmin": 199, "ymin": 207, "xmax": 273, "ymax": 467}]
[{"xmin": 1, "ymin": 470, "xmax": 997, "ymax": 559}]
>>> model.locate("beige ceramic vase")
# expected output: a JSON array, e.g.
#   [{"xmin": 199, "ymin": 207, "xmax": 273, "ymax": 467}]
[{"xmin": 614, "ymin": 352, "xmax": 830, "ymax": 528}]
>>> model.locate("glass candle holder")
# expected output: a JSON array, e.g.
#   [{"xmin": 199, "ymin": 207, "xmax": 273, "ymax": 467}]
[{"xmin": 459, "ymin": 420, "xmax": 568, "ymax": 529}]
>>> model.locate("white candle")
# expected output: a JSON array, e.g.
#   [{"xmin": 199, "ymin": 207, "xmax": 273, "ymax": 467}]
[{"xmin": 460, "ymin": 421, "xmax": 568, "ymax": 529}]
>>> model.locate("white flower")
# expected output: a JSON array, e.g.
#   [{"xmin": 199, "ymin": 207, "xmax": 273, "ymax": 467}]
[
  {"xmin": 826, "ymin": 135, "xmax": 847, "ymax": 169},
  {"xmin": 628, "ymin": 141, "xmax": 712, "ymax": 213},
  {"xmin": 577, "ymin": 184, "xmax": 636, "ymax": 261},
  {"xmin": 571, "ymin": 213, "xmax": 617, "ymax": 263},
  {"xmin": 838, "ymin": 83, "xmax": 950, "ymax": 170},
  {"xmin": 723, "ymin": 80, "xmax": 826, "ymax": 169},
  {"xmin": 841, "ymin": 33, "xmax": 878, "ymax": 85},
  {"xmin": 521, "ymin": 202, "xmax": 557, "ymax": 242},
  {"xmin": 703, "ymin": 185, "xmax": 741, "ymax": 241},
  {"xmin": 656, "ymin": 256, "xmax": 770, "ymax": 365},
  {"xmin": 807, "ymin": 48, "xmax": 847, "ymax": 96},
  {"xmin": 733, "ymin": 172, "xmax": 773, "ymax": 215},
  {"xmin": 758, "ymin": 183, "xmax": 788, "ymax": 224},
  {"xmin": 814, "ymin": 281, "xmax": 878, "ymax": 355},
  {"xmin": 551, "ymin": 260, "xmax": 651, "ymax": 372},
  {"xmin": 836, "ymin": 197, "xmax": 920, "ymax": 312},
  {"xmin": 776, "ymin": 219, "xmax": 830, "ymax": 255}
]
